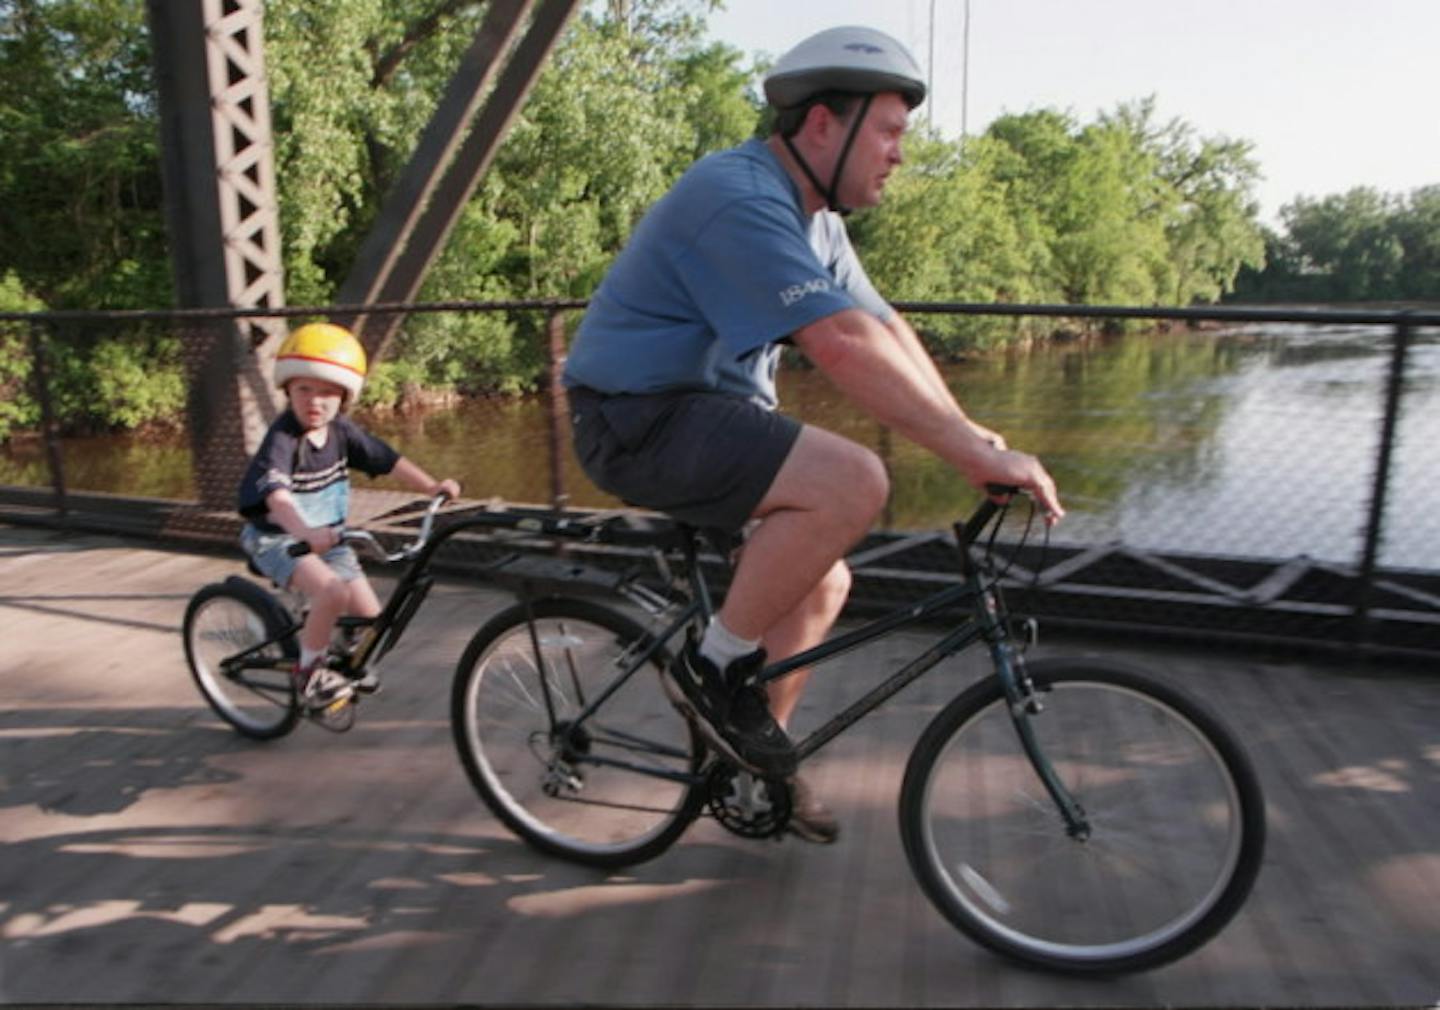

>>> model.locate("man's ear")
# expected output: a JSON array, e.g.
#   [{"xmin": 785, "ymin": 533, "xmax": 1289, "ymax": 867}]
[{"xmin": 801, "ymin": 101, "xmax": 836, "ymax": 141}]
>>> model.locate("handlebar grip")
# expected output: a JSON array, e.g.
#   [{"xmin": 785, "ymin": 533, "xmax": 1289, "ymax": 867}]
[{"xmin": 286, "ymin": 526, "xmax": 344, "ymax": 557}]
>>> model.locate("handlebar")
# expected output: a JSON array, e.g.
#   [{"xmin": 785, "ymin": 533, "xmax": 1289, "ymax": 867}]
[
  {"xmin": 954, "ymin": 484, "xmax": 1021, "ymax": 549},
  {"xmin": 285, "ymin": 492, "xmax": 451, "ymax": 563}
]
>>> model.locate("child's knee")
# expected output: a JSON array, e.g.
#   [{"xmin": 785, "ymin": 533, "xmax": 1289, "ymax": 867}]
[{"xmin": 309, "ymin": 575, "xmax": 350, "ymax": 612}]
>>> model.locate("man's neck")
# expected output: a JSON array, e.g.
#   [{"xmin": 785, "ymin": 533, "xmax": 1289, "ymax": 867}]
[{"xmin": 765, "ymin": 134, "xmax": 827, "ymax": 216}]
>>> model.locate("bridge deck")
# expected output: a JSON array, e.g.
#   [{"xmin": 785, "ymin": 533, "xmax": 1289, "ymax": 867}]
[{"xmin": 1, "ymin": 523, "xmax": 1437, "ymax": 1006}]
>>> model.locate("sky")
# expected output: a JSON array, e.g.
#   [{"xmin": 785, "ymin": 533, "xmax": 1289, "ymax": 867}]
[{"xmin": 701, "ymin": 0, "xmax": 1438, "ymax": 226}]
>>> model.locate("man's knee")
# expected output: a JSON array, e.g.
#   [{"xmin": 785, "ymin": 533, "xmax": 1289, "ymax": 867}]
[
  {"xmin": 817, "ymin": 560, "xmax": 853, "ymax": 613},
  {"xmin": 858, "ymin": 448, "xmax": 890, "ymax": 514},
  {"xmin": 832, "ymin": 445, "xmax": 888, "ymax": 529},
  {"xmin": 761, "ymin": 428, "xmax": 889, "ymax": 533}
]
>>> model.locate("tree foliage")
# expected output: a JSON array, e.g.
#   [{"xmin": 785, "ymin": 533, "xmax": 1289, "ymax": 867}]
[
  {"xmin": 0, "ymin": 0, "xmax": 168, "ymax": 310},
  {"xmin": 4, "ymin": 0, "xmax": 1386, "ymax": 437},
  {"xmin": 1232, "ymin": 186, "xmax": 1440, "ymax": 302}
]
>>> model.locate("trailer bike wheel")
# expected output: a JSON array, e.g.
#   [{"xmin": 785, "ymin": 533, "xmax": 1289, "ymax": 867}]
[{"xmin": 183, "ymin": 577, "xmax": 300, "ymax": 740}]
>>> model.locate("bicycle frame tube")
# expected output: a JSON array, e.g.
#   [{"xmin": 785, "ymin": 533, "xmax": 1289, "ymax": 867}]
[
  {"xmin": 565, "ymin": 598, "xmax": 703, "ymax": 734},
  {"xmin": 222, "ymin": 622, "xmax": 299, "ymax": 677},
  {"xmin": 791, "ymin": 615, "xmax": 986, "ymax": 761}
]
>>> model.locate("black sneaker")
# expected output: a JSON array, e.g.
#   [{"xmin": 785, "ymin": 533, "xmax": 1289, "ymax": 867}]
[{"xmin": 663, "ymin": 642, "xmax": 797, "ymax": 777}]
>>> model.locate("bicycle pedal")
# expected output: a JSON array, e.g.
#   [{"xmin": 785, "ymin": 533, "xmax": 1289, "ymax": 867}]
[{"xmin": 310, "ymin": 696, "xmax": 357, "ymax": 732}]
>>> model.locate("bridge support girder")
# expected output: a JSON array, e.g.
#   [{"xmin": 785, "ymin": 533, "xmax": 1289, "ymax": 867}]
[{"xmin": 147, "ymin": 0, "xmax": 285, "ymax": 506}]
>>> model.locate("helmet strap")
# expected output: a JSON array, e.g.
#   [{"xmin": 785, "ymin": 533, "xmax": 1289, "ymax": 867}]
[{"xmin": 782, "ymin": 93, "xmax": 875, "ymax": 217}]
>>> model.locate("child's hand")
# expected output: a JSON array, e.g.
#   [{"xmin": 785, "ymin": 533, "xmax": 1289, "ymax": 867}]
[
  {"xmin": 303, "ymin": 526, "xmax": 340, "ymax": 555},
  {"xmin": 432, "ymin": 478, "xmax": 461, "ymax": 500}
]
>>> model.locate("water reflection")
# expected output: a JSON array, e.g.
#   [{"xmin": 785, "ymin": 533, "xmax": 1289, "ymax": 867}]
[{"xmin": 4, "ymin": 325, "xmax": 1436, "ymax": 568}]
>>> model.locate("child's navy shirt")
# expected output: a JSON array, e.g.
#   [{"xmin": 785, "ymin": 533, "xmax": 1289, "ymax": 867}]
[{"xmin": 237, "ymin": 410, "xmax": 400, "ymax": 533}]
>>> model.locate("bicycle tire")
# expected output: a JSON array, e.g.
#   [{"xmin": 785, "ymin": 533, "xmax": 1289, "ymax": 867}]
[
  {"xmin": 899, "ymin": 657, "xmax": 1265, "ymax": 975},
  {"xmin": 452, "ymin": 596, "xmax": 707, "ymax": 868},
  {"xmin": 183, "ymin": 576, "xmax": 300, "ymax": 740}
]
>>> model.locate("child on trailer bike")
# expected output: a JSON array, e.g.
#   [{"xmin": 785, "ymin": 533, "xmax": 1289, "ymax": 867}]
[
  {"xmin": 563, "ymin": 26, "xmax": 1063, "ymax": 844},
  {"xmin": 236, "ymin": 322, "xmax": 461, "ymax": 712}
]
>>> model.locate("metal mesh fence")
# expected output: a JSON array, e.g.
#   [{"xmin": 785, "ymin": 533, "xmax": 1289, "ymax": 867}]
[{"xmin": 2, "ymin": 302, "xmax": 1437, "ymax": 658}]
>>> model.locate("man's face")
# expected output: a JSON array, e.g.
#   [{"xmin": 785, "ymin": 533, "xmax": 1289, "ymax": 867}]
[{"xmin": 831, "ymin": 92, "xmax": 910, "ymax": 210}]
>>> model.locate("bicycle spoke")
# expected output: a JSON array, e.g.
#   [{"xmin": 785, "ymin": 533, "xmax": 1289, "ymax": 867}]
[
  {"xmin": 455, "ymin": 601, "xmax": 701, "ymax": 867},
  {"xmin": 902, "ymin": 664, "xmax": 1262, "ymax": 973}
]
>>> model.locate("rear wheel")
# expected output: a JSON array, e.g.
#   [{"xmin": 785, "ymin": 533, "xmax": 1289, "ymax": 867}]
[
  {"xmin": 183, "ymin": 578, "xmax": 300, "ymax": 740},
  {"xmin": 452, "ymin": 597, "xmax": 706, "ymax": 868},
  {"xmin": 900, "ymin": 658, "xmax": 1265, "ymax": 974}
]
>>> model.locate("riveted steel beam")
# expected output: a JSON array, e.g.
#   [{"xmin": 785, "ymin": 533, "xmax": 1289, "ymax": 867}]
[{"xmin": 148, "ymin": 0, "xmax": 287, "ymax": 506}]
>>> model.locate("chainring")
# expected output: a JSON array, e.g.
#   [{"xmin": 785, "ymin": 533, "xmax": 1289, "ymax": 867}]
[{"xmin": 705, "ymin": 762, "xmax": 791, "ymax": 839}]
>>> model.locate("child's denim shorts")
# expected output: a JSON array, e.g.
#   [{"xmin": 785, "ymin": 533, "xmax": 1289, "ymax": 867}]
[{"xmin": 240, "ymin": 524, "xmax": 365, "ymax": 589}]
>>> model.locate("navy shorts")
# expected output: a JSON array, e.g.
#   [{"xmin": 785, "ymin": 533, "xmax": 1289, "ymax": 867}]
[{"xmin": 569, "ymin": 386, "xmax": 802, "ymax": 532}]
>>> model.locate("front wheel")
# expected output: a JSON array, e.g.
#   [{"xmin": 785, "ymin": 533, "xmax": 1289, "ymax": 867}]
[
  {"xmin": 900, "ymin": 658, "xmax": 1265, "ymax": 975},
  {"xmin": 183, "ymin": 577, "xmax": 300, "ymax": 740},
  {"xmin": 452, "ymin": 597, "xmax": 707, "ymax": 868}
]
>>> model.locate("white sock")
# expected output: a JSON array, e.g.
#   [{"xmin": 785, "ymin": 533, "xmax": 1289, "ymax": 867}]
[
  {"xmin": 698, "ymin": 616, "xmax": 760, "ymax": 673},
  {"xmin": 300, "ymin": 646, "xmax": 324, "ymax": 670}
]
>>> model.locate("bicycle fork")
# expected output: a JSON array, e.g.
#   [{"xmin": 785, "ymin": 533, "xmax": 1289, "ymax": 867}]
[{"xmin": 980, "ymin": 587, "xmax": 1092, "ymax": 841}]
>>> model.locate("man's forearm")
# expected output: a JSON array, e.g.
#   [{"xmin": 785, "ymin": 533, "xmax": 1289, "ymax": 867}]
[
  {"xmin": 796, "ymin": 310, "xmax": 991, "ymax": 473},
  {"xmin": 886, "ymin": 313, "xmax": 958, "ymax": 410}
]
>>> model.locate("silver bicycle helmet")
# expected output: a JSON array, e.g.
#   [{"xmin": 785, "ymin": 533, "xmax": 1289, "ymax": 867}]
[
  {"xmin": 763, "ymin": 26, "xmax": 926, "ymax": 111},
  {"xmin": 762, "ymin": 26, "xmax": 926, "ymax": 214}
]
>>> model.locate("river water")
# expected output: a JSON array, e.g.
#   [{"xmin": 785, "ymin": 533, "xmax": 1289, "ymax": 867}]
[{"xmin": 5, "ymin": 323, "xmax": 1437, "ymax": 568}]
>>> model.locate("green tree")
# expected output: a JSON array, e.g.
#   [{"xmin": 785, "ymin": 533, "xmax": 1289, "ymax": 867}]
[
  {"xmin": 264, "ymin": 0, "xmax": 499, "ymax": 305},
  {"xmin": 1392, "ymin": 185, "xmax": 1440, "ymax": 298},
  {"xmin": 984, "ymin": 109, "xmax": 1170, "ymax": 310},
  {"xmin": 1235, "ymin": 185, "xmax": 1440, "ymax": 302},
  {"xmin": 851, "ymin": 132, "xmax": 1048, "ymax": 351},
  {"xmin": 0, "ymin": 272, "xmax": 45, "ymax": 439},
  {"xmin": 0, "ymin": 0, "xmax": 169, "ymax": 309},
  {"xmin": 1283, "ymin": 188, "xmax": 1405, "ymax": 300},
  {"xmin": 1100, "ymin": 98, "xmax": 1265, "ymax": 304}
]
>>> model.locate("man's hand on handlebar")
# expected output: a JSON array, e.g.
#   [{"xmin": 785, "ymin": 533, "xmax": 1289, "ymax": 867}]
[{"xmin": 974, "ymin": 448, "xmax": 1063, "ymax": 524}]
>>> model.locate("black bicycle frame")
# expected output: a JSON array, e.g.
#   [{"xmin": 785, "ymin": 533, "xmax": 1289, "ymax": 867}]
[
  {"xmin": 300, "ymin": 501, "xmax": 1091, "ymax": 834},
  {"xmin": 572, "ymin": 499, "xmax": 1093, "ymax": 835}
]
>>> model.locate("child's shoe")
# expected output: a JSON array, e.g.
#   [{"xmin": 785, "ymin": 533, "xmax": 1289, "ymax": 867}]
[{"xmin": 292, "ymin": 655, "xmax": 354, "ymax": 710}]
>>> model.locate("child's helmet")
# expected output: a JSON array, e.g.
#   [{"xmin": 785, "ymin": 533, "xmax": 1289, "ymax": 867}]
[{"xmin": 273, "ymin": 323, "xmax": 367, "ymax": 403}]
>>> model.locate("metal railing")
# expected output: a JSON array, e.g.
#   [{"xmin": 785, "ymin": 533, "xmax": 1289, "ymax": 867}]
[{"xmin": 3, "ymin": 299, "xmax": 1437, "ymax": 660}]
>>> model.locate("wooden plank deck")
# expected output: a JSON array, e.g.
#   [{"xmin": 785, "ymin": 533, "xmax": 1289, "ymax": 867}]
[{"xmin": 1, "ymin": 522, "xmax": 1437, "ymax": 1006}]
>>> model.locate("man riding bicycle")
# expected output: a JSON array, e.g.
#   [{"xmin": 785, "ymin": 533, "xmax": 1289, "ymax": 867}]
[{"xmin": 564, "ymin": 25, "xmax": 1063, "ymax": 843}]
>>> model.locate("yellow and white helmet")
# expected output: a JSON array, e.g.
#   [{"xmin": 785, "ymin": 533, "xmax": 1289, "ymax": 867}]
[{"xmin": 273, "ymin": 323, "xmax": 367, "ymax": 404}]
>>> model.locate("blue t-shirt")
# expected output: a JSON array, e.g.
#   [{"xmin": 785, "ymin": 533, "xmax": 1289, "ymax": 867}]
[
  {"xmin": 237, "ymin": 411, "xmax": 400, "ymax": 533},
  {"xmin": 563, "ymin": 138, "xmax": 892, "ymax": 408}
]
